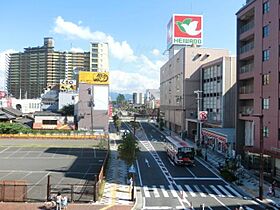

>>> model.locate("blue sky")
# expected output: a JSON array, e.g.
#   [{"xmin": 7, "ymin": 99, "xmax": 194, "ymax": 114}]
[{"xmin": 0, "ymin": 0, "xmax": 245, "ymax": 93}]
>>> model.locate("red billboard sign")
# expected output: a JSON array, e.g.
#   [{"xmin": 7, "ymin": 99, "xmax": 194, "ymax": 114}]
[{"xmin": 167, "ymin": 14, "xmax": 203, "ymax": 49}]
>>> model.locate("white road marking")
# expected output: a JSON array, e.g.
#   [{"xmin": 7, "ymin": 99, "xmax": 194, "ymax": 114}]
[
  {"xmin": 160, "ymin": 185, "xmax": 169, "ymax": 197},
  {"xmin": 185, "ymin": 167, "xmax": 196, "ymax": 177},
  {"xmin": 225, "ymin": 185, "xmax": 242, "ymax": 198},
  {"xmin": 173, "ymin": 177, "xmax": 221, "ymax": 181},
  {"xmin": 210, "ymin": 185, "xmax": 225, "ymax": 197},
  {"xmin": 177, "ymin": 185, "xmax": 187, "ymax": 198},
  {"xmin": 0, "ymin": 147, "xmax": 11, "ymax": 153},
  {"xmin": 185, "ymin": 185, "xmax": 197, "ymax": 197},
  {"xmin": 136, "ymin": 159, "xmax": 143, "ymax": 186},
  {"xmin": 143, "ymin": 186, "xmax": 151, "ymax": 197},
  {"xmin": 209, "ymin": 194, "xmax": 231, "ymax": 210},
  {"xmin": 152, "ymin": 185, "xmax": 160, "ymax": 198},
  {"xmin": 217, "ymin": 185, "xmax": 234, "ymax": 197},
  {"xmin": 168, "ymin": 185, "xmax": 178, "ymax": 197},
  {"xmin": 193, "ymin": 185, "xmax": 207, "ymax": 197}
]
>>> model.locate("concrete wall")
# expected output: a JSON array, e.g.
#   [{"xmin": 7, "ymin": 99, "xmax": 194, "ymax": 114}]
[{"xmin": 77, "ymin": 83, "xmax": 109, "ymax": 131}]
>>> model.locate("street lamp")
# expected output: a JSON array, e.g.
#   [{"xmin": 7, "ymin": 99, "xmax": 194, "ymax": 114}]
[{"xmin": 194, "ymin": 90, "xmax": 203, "ymax": 147}]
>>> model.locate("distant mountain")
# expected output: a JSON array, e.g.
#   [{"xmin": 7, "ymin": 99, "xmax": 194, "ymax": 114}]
[{"xmin": 110, "ymin": 92, "xmax": 132, "ymax": 101}]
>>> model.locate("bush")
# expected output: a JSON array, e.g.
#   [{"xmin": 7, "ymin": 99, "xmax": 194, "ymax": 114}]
[{"xmin": 220, "ymin": 168, "xmax": 237, "ymax": 182}]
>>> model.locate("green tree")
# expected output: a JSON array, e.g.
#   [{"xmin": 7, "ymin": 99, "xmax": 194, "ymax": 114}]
[
  {"xmin": 59, "ymin": 104, "xmax": 74, "ymax": 116},
  {"xmin": 0, "ymin": 122, "xmax": 31, "ymax": 134},
  {"xmin": 118, "ymin": 133, "xmax": 139, "ymax": 166},
  {"xmin": 115, "ymin": 118, "xmax": 121, "ymax": 132},
  {"xmin": 116, "ymin": 94, "xmax": 125, "ymax": 105}
]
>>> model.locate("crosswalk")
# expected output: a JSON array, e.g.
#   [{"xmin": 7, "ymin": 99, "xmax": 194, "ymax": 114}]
[{"xmin": 142, "ymin": 184, "xmax": 243, "ymax": 199}]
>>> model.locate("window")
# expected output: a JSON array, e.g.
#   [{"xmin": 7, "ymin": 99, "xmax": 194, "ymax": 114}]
[
  {"xmin": 42, "ymin": 120, "xmax": 57, "ymax": 125},
  {"xmin": 263, "ymin": 49, "xmax": 270, "ymax": 61},
  {"xmin": 263, "ymin": 25, "xmax": 269, "ymax": 37},
  {"xmin": 263, "ymin": 126, "xmax": 269, "ymax": 138},
  {"xmin": 263, "ymin": 1, "xmax": 270, "ymax": 14},
  {"xmin": 262, "ymin": 74, "xmax": 270, "ymax": 85},
  {"xmin": 262, "ymin": 98, "xmax": 269, "ymax": 109}
]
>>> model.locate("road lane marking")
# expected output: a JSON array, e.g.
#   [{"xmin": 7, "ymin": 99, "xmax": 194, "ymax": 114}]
[
  {"xmin": 225, "ymin": 185, "xmax": 242, "ymax": 198},
  {"xmin": 173, "ymin": 177, "xmax": 221, "ymax": 181},
  {"xmin": 209, "ymin": 194, "xmax": 231, "ymax": 210},
  {"xmin": 152, "ymin": 185, "xmax": 160, "ymax": 198},
  {"xmin": 160, "ymin": 185, "xmax": 169, "ymax": 197},
  {"xmin": 136, "ymin": 159, "xmax": 143, "ymax": 186},
  {"xmin": 185, "ymin": 185, "xmax": 197, "ymax": 197},
  {"xmin": 177, "ymin": 185, "xmax": 187, "ymax": 198},
  {"xmin": 210, "ymin": 185, "xmax": 225, "ymax": 197},
  {"xmin": 193, "ymin": 185, "xmax": 207, "ymax": 197},
  {"xmin": 143, "ymin": 186, "xmax": 151, "ymax": 197},
  {"xmin": 217, "ymin": 185, "xmax": 234, "ymax": 197},
  {"xmin": 0, "ymin": 147, "xmax": 11, "ymax": 153},
  {"xmin": 168, "ymin": 185, "xmax": 178, "ymax": 197},
  {"xmin": 185, "ymin": 167, "xmax": 196, "ymax": 178}
]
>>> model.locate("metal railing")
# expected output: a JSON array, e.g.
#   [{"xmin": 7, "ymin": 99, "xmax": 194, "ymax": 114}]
[
  {"xmin": 240, "ymin": 42, "xmax": 254, "ymax": 54},
  {"xmin": 240, "ymin": 63, "xmax": 254, "ymax": 74},
  {"xmin": 240, "ymin": 21, "xmax": 254, "ymax": 34}
]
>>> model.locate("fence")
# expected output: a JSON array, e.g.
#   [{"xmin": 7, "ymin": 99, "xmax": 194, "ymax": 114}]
[{"xmin": 0, "ymin": 180, "xmax": 27, "ymax": 202}]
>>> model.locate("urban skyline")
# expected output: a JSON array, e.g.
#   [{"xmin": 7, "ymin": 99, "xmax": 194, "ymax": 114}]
[{"xmin": 0, "ymin": 0, "xmax": 244, "ymax": 93}]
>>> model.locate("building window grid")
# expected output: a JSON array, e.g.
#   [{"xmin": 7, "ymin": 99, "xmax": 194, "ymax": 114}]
[
  {"xmin": 263, "ymin": 49, "xmax": 270, "ymax": 61},
  {"xmin": 262, "ymin": 98, "xmax": 270, "ymax": 109},
  {"xmin": 263, "ymin": 126, "xmax": 269, "ymax": 138},
  {"xmin": 263, "ymin": 25, "xmax": 270, "ymax": 38},
  {"xmin": 262, "ymin": 74, "xmax": 270, "ymax": 85},
  {"xmin": 263, "ymin": 1, "xmax": 270, "ymax": 14}
]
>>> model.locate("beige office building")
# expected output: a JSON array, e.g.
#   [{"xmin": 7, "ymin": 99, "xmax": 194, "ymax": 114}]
[{"xmin": 160, "ymin": 46, "xmax": 229, "ymax": 138}]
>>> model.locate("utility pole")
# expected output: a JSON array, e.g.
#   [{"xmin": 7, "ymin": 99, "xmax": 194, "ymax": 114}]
[
  {"xmin": 90, "ymin": 85, "xmax": 94, "ymax": 132},
  {"xmin": 252, "ymin": 114, "xmax": 264, "ymax": 200},
  {"xmin": 194, "ymin": 90, "xmax": 203, "ymax": 147}
]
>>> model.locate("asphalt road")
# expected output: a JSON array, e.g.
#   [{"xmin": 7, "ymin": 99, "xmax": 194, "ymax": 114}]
[{"xmin": 135, "ymin": 122, "xmax": 265, "ymax": 210}]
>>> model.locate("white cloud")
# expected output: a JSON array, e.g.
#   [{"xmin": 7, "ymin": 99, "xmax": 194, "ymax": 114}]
[
  {"xmin": 54, "ymin": 16, "xmax": 137, "ymax": 62},
  {"xmin": 151, "ymin": 48, "xmax": 161, "ymax": 56},
  {"xmin": 110, "ymin": 70, "xmax": 159, "ymax": 93},
  {"xmin": 53, "ymin": 16, "xmax": 167, "ymax": 93},
  {"xmin": 0, "ymin": 49, "xmax": 17, "ymax": 90}
]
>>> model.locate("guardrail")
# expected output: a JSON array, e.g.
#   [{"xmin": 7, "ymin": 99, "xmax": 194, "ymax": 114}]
[{"xmin": 0, "ymin": 133, "xmax": 109, "ymax": 139}]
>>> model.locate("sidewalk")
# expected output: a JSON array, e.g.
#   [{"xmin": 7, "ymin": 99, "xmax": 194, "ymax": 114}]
[{"xmin": 162, "ymin": 128, "xmax": 280, "ymax": 209}]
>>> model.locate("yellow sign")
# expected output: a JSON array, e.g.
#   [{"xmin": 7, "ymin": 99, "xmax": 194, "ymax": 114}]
[
  {"xmin": 79, "ymin": 71, "xmax": 109, "ymax": 85},
  {"xmin": 60, "ymin": 79, "xmax": 77, "ymax": 91}
]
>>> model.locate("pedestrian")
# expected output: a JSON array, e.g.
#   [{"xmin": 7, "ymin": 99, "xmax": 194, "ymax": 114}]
[
  {"xmin": 61, "ymin": 195, "xmax": 68, "ymax": 209},
  {"xmin": 272, "ymin": 180, "xmax": 277, "ymax": 197},
  {"xmin": 267, "ymin": 186, "xmax": 272, "ymax": 196},
  {"xmin": 56, "ymin": 192, "xmax": 62, "ymax": 210}
]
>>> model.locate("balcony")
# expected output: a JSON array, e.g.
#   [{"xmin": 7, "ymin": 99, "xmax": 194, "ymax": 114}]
[
  {"xmin": 239, "ymin": 85, "xmax": 253, "ymax": 94},
  {"xmin": 239, "ymin": 106, "xmax": 254, "ymax": 115},
  {"xmin": 240, "ymin": 42, "xmax": 254, "ymax": 54},
  {"xmin": 240, "ymin": 63, "xmax": 253, "ymax": 74},
  {"xmin": 240, "ymin": 21, "xmax": 254, "ymax": 34}
]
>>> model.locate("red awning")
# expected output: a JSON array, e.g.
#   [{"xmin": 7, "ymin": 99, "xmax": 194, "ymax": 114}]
[{"xmin": 201, "ymin": 130, "xmax": 227, "ymax": 142}]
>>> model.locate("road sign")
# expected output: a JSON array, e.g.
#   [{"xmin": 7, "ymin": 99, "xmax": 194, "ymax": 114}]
[
  {"xmin": 198, "ymin": 111, "xmax": 208, "ymax": 121},
  {"xmin": 128, "ymin": 165, "xmax": 136, "ymax": 173}
]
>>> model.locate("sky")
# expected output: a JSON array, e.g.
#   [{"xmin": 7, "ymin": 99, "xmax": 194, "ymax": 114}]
[{"xmin": 0, "ymin": 0, "xmax": 245, "ymax": 94}]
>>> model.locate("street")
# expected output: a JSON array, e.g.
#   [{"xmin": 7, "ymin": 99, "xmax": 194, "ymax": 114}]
[{"xmin": 134, "ymin": 122, "xmax": 265, "ymax": 210}]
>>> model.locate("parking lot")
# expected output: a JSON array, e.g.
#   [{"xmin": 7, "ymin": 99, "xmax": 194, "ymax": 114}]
[{"xmin": 0, "ymin": 139, "xmax": 108, "ymax": 202}]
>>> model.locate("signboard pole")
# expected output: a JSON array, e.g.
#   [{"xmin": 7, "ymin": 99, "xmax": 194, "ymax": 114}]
[{"xmin": 194, "ymin": 90, "xmax": 203, "ymax": 147}]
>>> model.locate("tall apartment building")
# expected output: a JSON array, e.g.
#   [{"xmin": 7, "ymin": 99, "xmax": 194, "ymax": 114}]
[
  {"xmin": 236, "ymin": 0, "xmax": 280, "ymax": 178},
  {"xmin": 90, "ymin": 42, "xmax": 109, "ymax": 72},
  {"xmin": 7, "ymin": 38, "xmax": 90, "ymax": 99}
]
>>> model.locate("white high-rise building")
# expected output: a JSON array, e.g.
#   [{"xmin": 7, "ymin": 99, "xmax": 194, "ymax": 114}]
[{"xmin": 90, "ymin": 42, "xmax": 109, "ymax": 72}]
